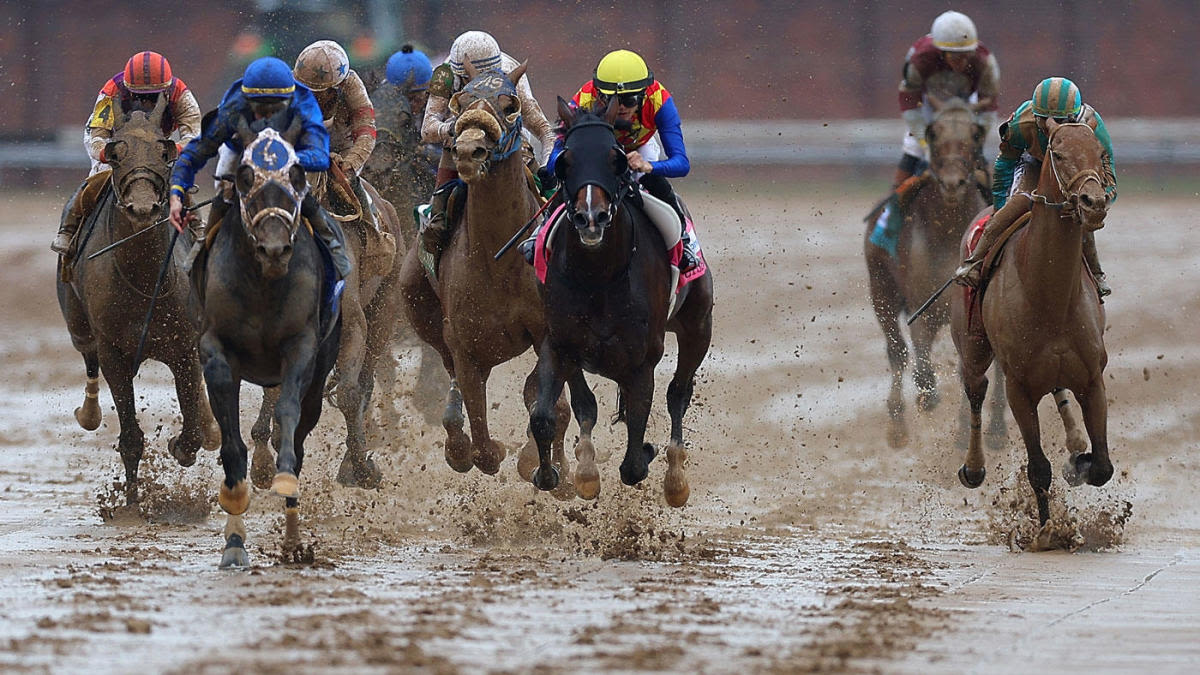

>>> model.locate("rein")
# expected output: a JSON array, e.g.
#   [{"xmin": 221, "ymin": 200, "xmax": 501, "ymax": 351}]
[{"xmin": 1024, "ymin": 123, "xmax": 1104, "ymax": 217}]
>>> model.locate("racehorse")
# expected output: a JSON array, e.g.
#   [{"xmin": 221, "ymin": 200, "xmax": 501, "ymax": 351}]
[
  {"xmin": 863, "ymin": 97, "xmax": 1005, "ymax": 448},
  {"xmin": 527, "ymin": 98, "xmax": 714, "ymax": 505},
  {"xmin": 197, "ymin": 116, "xmax": 341, "ymax": 567},
  {"xmin": 55, "ymin": 94, "xmax": 219, "ymax": 506},
  {"xmin": 950, "ymin": 119, "xmax": 1112, "ymax": 528},
  {"xmin": 361, "ymin": 73, "xmax": 448, "ymax": 423},
  {"xmin": 248, "ymin": 151, "xmax": 407, "ymax": 491},
  {"xmin": 398, "ymin": 63, "xmax": 571, "ymax": 479}
]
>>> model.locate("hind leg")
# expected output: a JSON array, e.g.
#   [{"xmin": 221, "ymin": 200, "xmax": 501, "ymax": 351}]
[
  {"xmin": 866, "ymin": 250, "xmax": 910, "ymax": 447},
  {"xmin": 910, "ymin": 314, "xmax": 942, "ymax": 412},
  {"xmin": 985, "ymin": 362, "xmax": 1008, "ymax": 450},
  {"xmin": 529, "ymin": 345, "xmax": 567, "ymax": 492},
  {"xmin": 163, "ymin": 352, "xmax": 215, "ymax": 468},
  {"xmin": 74, "ymin": 351, "xmax": 103, "ymax": 431},
  {"xmin": 519, "ymin": 366, "xmax": 572, "ymax": 494},
  {"xmin": 201, "ymin": 336, "xmax": 252, "ymax": 567},
  {"xmin": 566, "ymin": 372, "xmax": 600, "ymax": 500},
  {"xmin": 663, "ymin": 305, "xmax": 713, "ymax": 508},
  {"xmin": 1005, "ymin": 380, "xmax": 1051, "ymax": 527},
  {"xmin": 333, "ymin": 292, "xmax": 381, "ymax": 489},
  {"xmin": 250, "ymin": 387, "xmax": 279, "ymax": 490},
  {"xmin": 97, "ymin": 344, "xmax": 144, "ymax": 506},
  {"xmin": 269, "ymin": 332, "xmax": 320, "ymax": 499}
]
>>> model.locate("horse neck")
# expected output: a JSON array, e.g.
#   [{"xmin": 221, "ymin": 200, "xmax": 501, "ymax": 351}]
[
  {"xmin": 1014, "ymin": 158, "xmax": 1084, "ymax": 319},
  {"xmin": 109, "ymin": 202, "xmax": 170, "ymax": 287},
  {"xmin": 463, "ymin": 155, "xmax": 532, "ymax": 258}
]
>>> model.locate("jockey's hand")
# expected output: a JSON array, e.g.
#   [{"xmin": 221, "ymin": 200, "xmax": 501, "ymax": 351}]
[
  {"xmin": 626, "ymin": 150, "xmax": 653, "ymax": 174},
  {"xmin": 169, "ymin": 194, "xmax": 186, "ymax": 232}
]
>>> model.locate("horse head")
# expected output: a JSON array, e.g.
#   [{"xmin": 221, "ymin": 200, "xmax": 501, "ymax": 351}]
[
  {"xmin": 1043, "ymin": 119, "xmax": 1109, "ymax": 231},
  {"xmin": 364, "ymin": 81, "xmax": 418, "ymax": 178},
  {"xmin": 233, "ymin": 114, "xmax": 309, "ymax": 279},
  {"xmin": 925, "ymin": 96, "xmax": 984, "ymax": 204},
  {"xmin": 105, "ymin": 93, "xmax": 175, "ymax": 220},
  {"xmin": 554, "ymin": 96, "xmax": 630, "ymax": 248},
  {"xmin": 448, "ymin": 62, "xmax": 526, "ymax": 182}
]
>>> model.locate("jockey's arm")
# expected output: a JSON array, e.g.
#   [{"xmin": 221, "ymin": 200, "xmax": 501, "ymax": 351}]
[
  {"xmin": 421, "ymin": 63, "xmax": 456, "ymax": 146},
  {"xmin": 1091, "ymin": 112, "xmax": 1118, "ymax": 203},
  {"xmin": 336, "ymin": 71, "xmax": 377, "ymax": 173},
  {"xmin": 83, "ymin": 92, "xmax": 116, "ymax": 164},
  {"xmin": 991, "ymin": 134, "xmax": 1023, "ymax": 210},
  {"xmin": 291, "ymin": 89, "xmax": 332, "ymax": 173},
  {"xmin": 649, "ymin": 98, "xmax": 689, "ymax": 178},
  {"xmin": 512, "ymin": 71, "xmax": 555, "ymax": 166},
  {"xmin": 173, "ymin": 88, "xmax": 203, "ymax": 148},
  {"xmin": 170, "ymin": 112, "xmax": 229, "ymax": 199}
]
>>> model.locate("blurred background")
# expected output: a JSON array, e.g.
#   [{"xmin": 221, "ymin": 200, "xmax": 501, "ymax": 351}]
[{"xmin": 2, "ymin": 0, "xmax": 1197, "ymax": 188}]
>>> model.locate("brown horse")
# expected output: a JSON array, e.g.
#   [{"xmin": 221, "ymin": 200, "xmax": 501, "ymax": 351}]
[
  {"xmin": 361, "ymin": 76, "xmax": 448, "ymax": 423},
  {"xmin": 864, "ymin": 98, "xmax": 1003, "ymax": 447},
  {"xmin": 55, "ymin": 94, "xmax": 219, "ymax": 505},
  {"xmin": 398, "ymin": 63, "xmax": 571, "ymax": 478},
  {"xmin": 248, "ymin": 171, "xmax": 407, "ymax": 491},
  {"xmin": 950, "ymin": 120, "xmax": 1112, "ymax": 528}
]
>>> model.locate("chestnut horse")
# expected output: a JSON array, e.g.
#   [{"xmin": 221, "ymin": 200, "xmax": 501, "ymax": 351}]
[
  {"xmin": 55, "ymin": 94, "xmax": 219, "ymax": 506},
  {"xmin": 950, "ymin": 120, "xmax": 1112, "ymax": 527},
  {"xmin": 527, "ymin": 99, "xmax": 714, "ymax": 505},
  {"xmin": 864, "ymin": 97, "xmax": 1005, "ymax": 448},
  {"xmin": 398, "ymin": 64, "xmax": 570, "ymax": 478}
]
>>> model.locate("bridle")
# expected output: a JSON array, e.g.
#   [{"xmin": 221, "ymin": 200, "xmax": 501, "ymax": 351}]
[
  {"xmin": 238, "ymin": 128, "xmax": 307, "ymax": 243},
  {"xmin": 1026, "ymin": 123, "xmax": 1105, "ymax": 221},
  {"xmin": 561, "ymin": 117, "xmax": 636, "ymax": 231},
  {"xmin": 449, "ymin": 71, "xmax": 525, "ymax": 169}
]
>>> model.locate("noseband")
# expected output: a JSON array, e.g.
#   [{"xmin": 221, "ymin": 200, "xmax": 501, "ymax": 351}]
[
  {"xmin": 238, "ymin": 128, "xmax": 307, "ymax": 242},
  {"xmin": 561, "ymin": 119, "xmax": 636, "ymax": 230},
  {"xmin": 450, "ymin": 72, "xmax": 525, "ymax": 166}
]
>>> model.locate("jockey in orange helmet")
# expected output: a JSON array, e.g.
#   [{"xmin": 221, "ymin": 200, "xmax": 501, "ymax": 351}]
[{"xmin": 52, "ymin": 51, "xmax": 201, "ymax": 259}]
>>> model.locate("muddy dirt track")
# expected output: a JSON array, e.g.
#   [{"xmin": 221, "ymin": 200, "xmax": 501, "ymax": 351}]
[{"xmin": 1, "ymin": 177, "xmax": 1198, "ymax": 673}]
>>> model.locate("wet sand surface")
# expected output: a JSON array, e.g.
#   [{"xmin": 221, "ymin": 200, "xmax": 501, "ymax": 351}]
[{"xmin": 1, "ymin": 180, "xmax": 1197, "ymax": 673}]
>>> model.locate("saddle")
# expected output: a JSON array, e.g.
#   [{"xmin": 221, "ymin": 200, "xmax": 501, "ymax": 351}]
[{"xmin": 319, "ymin": 163, "xmax": 396, "ymax": 279}]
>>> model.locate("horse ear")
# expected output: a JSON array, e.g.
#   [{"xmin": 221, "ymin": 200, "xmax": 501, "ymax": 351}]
[
  {"xmin": 235, "ymin": 114, "xmax": 255, "ymax": 147},
  {"xmin": 282, "ymin": 113, "xmax": 303, "ymax": 146},
  {"xmin": 507, "ymin": 60, "xmax": 528, "ymax": 87},
  {"xmin": 554, "ymin": 151, "xmax": 570, "ymax": 180},
  {"xmin": 1045, "ymin": 116, "xmax": 1061, "ymax": 136},
  {"xmin": 604, "ymin": 95, "xmax": 620, "ymax": 125},
  {"xmin": 149, "ymin": 92, "xmax": 168, "ymax": 129},
  {"xmin": 234, "ymin": 164, "xmax": 255, "ymax": 196},
  {"xmin": 556, "ymin": 96, "xmax": 575, "ymax": 127},
  {"xmin": 463, "ymin": 59, "xmax": 478, "ymax": 81},
  {"xmin": 288, "ymin": 164, "xmax": 307, "ymax": 194}
]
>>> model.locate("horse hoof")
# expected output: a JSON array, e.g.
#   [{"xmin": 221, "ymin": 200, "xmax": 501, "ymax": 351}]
[
  {"xmin": 168, "ymin": 435, "xmax": 198, "ymax": 468},
  {"xmin": 958, "ymin": 465, "xmax": 986, "ymax": 489},
  {"xmin": 1063, "ymin": 454, "xmax": 1088, "ymax": 487},
  {"xmin": 218, "ymin": 480, "xmax": 250, "ymax": 515},
  {"xmin": 74, "ymin": 404, "xmax": 102, "ymax": 431},
  {"xmin": 664, "ymin": 444, "xmax": 689, "ymax": 507},
  {"xmin": 516, "ymin": 438, "xmax": 539, "ymax": 482},
  {"xmin": 250, "ymin": 441, "xmax": 275, "ymax": 490},
  {"xmin": 887, "ymin": 423, "xmax": 909, "ymax": 449},
  {"xmin": 444, "ymin": 430, "xmax": 474, "ymax": 473},
  {"xmin": 270, "ymin": 472, "xmax": 299, "ymax": 499},
  {"xmin": 532, "ymin": 465, "xmax": 560, "ymax": 492},
  {"xmin": 336, "ymin": 454, "xmax": 383, "ymax": 489},
  {"xmin": 620, "ymin": 460, "xmax": 650, "ymax": 487},
  {"xmin": 473, "ymin": 441, "xmax": 505, "ymax": 476},
  {"xmin": 220, "ymin": 535, "xmax": 249, "ymax": 568}
]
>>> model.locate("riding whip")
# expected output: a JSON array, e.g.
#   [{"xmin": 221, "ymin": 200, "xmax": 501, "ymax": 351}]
[
  {"xmin": 906, "ymin": 276, "xmax": 956, "ymax": 325},
  {"xmin": 87, "ymin": 197, "xmax": 214, "ymax": 260},
  {"xmin": 494, "ymin": 188, "xmax": 561, "ymax": 261}
]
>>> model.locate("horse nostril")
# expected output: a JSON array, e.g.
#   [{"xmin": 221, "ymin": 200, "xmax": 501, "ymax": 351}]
[
  {"xmin": 596, "ymin": 211, "xmax": 610, "ymax": 225},
  {"xmin": 472, "ymin": 147, "xmax": 487, "ymax": 162},
  {"xmin": 1080, "ymin": 194, "xmax": 1093, "ymax": 207},
  {"xmin": 256, "ymin": 244, "xmax": 268, "ymax": 258},
  {"xmin": 281, "ymin": 244, "xmax": 292, "ymax": 257},
  {"xmin": 571, "ymin": 213, "xmax": 589, "ymax": 228}
]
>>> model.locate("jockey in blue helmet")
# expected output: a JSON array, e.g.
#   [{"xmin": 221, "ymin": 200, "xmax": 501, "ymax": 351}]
[
  {"xmin": 168, "ymin": 56, "xmax": 351, "ymax": 277},
  {"xmin": 385, "ymin": 44, "xmax": 434, "ymax": 115}
]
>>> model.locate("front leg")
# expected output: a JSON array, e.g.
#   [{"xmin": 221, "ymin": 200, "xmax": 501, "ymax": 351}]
[
  {"xmin": 454, "ymin": 357, "xmax": 504, "ymax": 475},
  {"xmin": 619, "ymin": 366, "xmax": 658, "ymax": 487},
  {"xmin": 529, "ymin": 342, "xmax": 566, "ymax": 492},
  {"xmin": 97, "ymin": 343, "xmax": 143, "ymax": 506},
  {"xmin": 271, "ymin": 330, "xmax": 319, "ymax": 498},
  {"xmin": 1066, "ymin": 381, "xmax": 1113, "ymax": 488},
  {"xmin": 200, "ymin": 333, "xmax": 249, "ymax": 518}
]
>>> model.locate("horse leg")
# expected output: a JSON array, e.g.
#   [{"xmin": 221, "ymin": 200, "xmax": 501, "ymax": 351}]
[
  {"xmin": 333, "ymin": 295, "xmax": 381, "ymax": 489},
  {"xmin": 529, "ymin": 346, "xmax": 566, "ymax": 492},
  {"xmin": 867, "ymin": 259, "xmax": 910, "ymax": 447},
  {"xmin": 910, "ymin": 316, "xmax": 941, "ymax": 412},
  {"xmin": 662, "ymin": 314, "xmax": 712, "ymax": 508},
  {"xmin": 98, "ymin": 345, "xmax": 144, "ymax": 506},
  {"xmin": 415, "ymin": 344, "xmax": 451, "ymax": 425},
  {"xmin": 456, "ymin": 361, "xmax": 505, "ymax": 475},
  {"xmin": 957, "ymin": 358, "xmax": 990, "ymax": 489},
  {"xmin": 1064, "ymin": 382, "xmax": 1113, "ymax": 488},
  {"xmin": 163, "ymin": 353, "xmax": 210, "ymax": 468},
  {"xmin": 985, "ymin": 362, "xmax": 1008, "ymax": 450},
  {"xmin": 249, "ymin": 387, "xmax": 280, "ymax": 490},
  {"xmin": 269, "ymin": 334, "xmax": 319, "ymax": 499},
  {"xmin": 201, "ymin": 337, "xmax": 251, "ymax": 567},
  {"xmin": 1052, "ymin": 388, "xmax": 1090, "ymax": 459},
  {"xmin": 74, "ymin": 351, "xmax": 103, "ymax": 431},
  {"xmin": 566, "ymin": 372, "xmax": 600, "ymax": 500},
  {"xmin": 619, "ymin": 367, "xmax": 658, "ymax": 487},
  {"xmin": 282, "ymin": 348, "xmax": 334, "ymax": 559},
  {"xmin": 1005, "ymin": 380, "xmax": 1052, "ymax": 527},
  {"xmin": 519, "ymin": 366, "xmax": 573, "ymax": 497}
]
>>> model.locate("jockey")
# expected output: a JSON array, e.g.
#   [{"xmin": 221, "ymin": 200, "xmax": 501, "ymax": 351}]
[
  {"xmin": 543, "ymin": 49, "xmax": 697, "ymax": 272},
  {"xmin": 869, "ymin": 10, "xmax": 1000, "ymax": 256},
  {"xmin": 385, "ymin": 44, "xmax": 440, "ymax": 177},
  {"xmin": 292, "ymin": 39, "xmax": 380, "ymax": 232},
  {"xmin": 954, "ymin": 77, "xmax": 1116, "ymax": 295},
  {"xmin": 418, "ymin": 30, "xmax": 556, "ymax": 254},
  {"xmin": 168, "ymin": 56, "xmax": 352, "ymax": 278},
  {"xmin": 52, "ymin": 51, "xmax": 201, "ymax": 259}
]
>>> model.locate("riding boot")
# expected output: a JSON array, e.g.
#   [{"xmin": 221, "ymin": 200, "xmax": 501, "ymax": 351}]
[
  {"xmin": 953, "ymin": 193, "xmax": 1032, "ymax": 287},
  {"xmin": 51, "ymin": 181, "xmax": 87, "ymax": 258},
  {"xmin": 184, "ymin": 192, "xmax": 230, "ymax": 273},
  {"xmin": 302, "ymin": 194, "xmax": 353, "ymax": 279},
  {"xmin": 420, "ymin": 182, "xmax": 456, "ymax": 254},
  {"xmin": 1083, "ymin": 231, "xmax": 1111, "ymax": 297}
]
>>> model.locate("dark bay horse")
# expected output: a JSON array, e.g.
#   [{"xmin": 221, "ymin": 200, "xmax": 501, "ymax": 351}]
[
  {"xmin": 398, "ymin": 63, "xmax": 571, "ymax": 478},
  {"xmin": 950, "ymin": 120, "xmax": 1112, "ymax": 529},
  {"xmin": 863, "ymin": 97, "xmax": 1005, "ymax": 447},
  {"xmin": 361, "ymin": 76, "xmax": 448, "ymax": 423},
  {"xmin": 56, "ymin": 94, "xmax": 219, "ymax": 505},
  {"xmin": 528, "ymin": 99, "xmax": 714, "ymax": 505},
  {"xmin": 249, "ymin": 158, "xmax": 407, "ymax": 491},
  {"xmin": 198, "ymin": 118, "xmax": 341, "ymax": 567}
]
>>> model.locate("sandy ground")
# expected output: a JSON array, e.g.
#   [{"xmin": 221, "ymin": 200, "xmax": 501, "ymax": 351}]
[{"xmin": 0, "ymin": 175, "xmax": 1198, "ymax": 674}]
